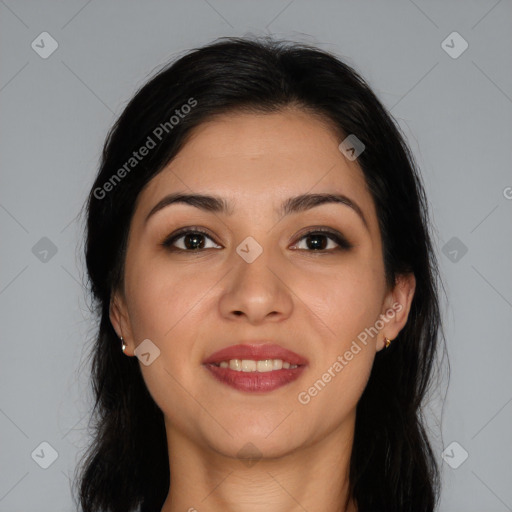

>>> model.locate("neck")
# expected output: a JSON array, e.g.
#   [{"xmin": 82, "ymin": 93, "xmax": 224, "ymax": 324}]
[{"xmin": 160, "ymin": 412, "xmax": 358, "ymax": 512}]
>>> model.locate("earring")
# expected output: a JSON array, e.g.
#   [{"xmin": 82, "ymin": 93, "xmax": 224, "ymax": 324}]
[
  {"xmin": 384, "ymin": 336, "xmax": 393, "ymax": 348},
  {"xmin": 120, "ymin": 336, "xmax": 127, "ymax": 352}
]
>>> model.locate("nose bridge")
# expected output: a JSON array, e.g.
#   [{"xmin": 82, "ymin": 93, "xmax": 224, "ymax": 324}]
[
  {"xmin": 219, "ymin": 233, "xmax": 292, "ymax": 322},
  {"xmin": 232, "ymin": 233, "xmax": 278, "ymax": 290}
]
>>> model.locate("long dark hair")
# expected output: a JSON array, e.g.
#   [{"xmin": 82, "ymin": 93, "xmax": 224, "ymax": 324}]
[{"xmin": 75, "ymin": 36, "xmax": 448, "ymax": 512}]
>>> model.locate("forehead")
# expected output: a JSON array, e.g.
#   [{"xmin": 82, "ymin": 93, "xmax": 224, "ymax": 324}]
[{"xmin": 136, "ymin": 109, "xmax": 378, "ymax": 230}]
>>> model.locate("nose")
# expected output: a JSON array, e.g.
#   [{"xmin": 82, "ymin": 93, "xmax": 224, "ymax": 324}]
[{"xmin": 218, "ymin": 245, "xmax": 294, "ymax": 325}]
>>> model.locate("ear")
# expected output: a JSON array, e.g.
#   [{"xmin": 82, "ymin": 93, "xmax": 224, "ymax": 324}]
[
  {"xmin": 109, "ymin": 289, "xmax": 134, "ymax": 356},
  {"xmin": 376, "ymin": 272, "xmax": 416, "ymax": 352}
]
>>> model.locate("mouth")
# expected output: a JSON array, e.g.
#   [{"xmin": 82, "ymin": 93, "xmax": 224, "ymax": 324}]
[
  {"xmin": 202, "ymin": 342, "xmax": 308, "ymax": 393},
  {"xmin": 210, "ymin": 358, "xmax": 300, "ymax": 370}
]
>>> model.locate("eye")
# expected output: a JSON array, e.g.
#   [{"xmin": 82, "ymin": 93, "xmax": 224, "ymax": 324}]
[
  {"xmin": 162, "ymin": 228, "xmax": 221, "ymax": 252},
  {"xmin": 162, "ymin": 226, "xmax": 353, "ymax": 253},
  {"xmin": 291, "ymin": 228, "xmax": 353, "ymax": 252}
]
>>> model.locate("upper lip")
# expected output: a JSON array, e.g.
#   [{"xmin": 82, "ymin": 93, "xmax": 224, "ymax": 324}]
[{"xmin": 203, "ymin": 342, "xmax": 309, "ymax": 366}]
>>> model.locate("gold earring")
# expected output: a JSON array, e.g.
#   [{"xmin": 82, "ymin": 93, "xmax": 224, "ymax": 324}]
[
  {"xmin": 384, "ymin": 336, "xmax": 392, "ymax": 348},
  {"xmin": 120, "ymin": 336, "xmax": 127, "ymax": 352}
]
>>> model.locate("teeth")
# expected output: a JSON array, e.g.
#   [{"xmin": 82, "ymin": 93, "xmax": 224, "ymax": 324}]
[
  {"xmin": 242, "ymin": 359, "xmax": 256, "ymax": 372},
  {"xmin": 229, "ymin": 359, "xmax": 242, "ymax": 371},
  {"xmin": 272, "ymin": 359, "xmax": 283, "ymax": 370},
  {"xmin": 215, "ymin": 359, "xmax": 298, "ymax": 372},
  {"xmin": 257, "ymin": 360, "xmax": 273, "ymax": 372}
]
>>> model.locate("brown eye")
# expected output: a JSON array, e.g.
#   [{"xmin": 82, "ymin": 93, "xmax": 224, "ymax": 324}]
[
  {"xmin": 162, "ymin": 228, "xmax": 221, "ymax": 251},
  {"xmin": 162, "ymin": 227, "xmax": 352, "ymax": 253},
  {"xmin": 292, "ymin": 229, "xmax": 353, "ymax": 252}
]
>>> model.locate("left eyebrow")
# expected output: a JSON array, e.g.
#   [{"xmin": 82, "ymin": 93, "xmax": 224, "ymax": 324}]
[{"xmin": 144, "ymin": 192, "xmax": 368, "ymax": 230}]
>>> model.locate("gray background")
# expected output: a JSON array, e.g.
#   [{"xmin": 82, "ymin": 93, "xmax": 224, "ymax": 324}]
[{"xmin": 1, "ymin": 0, "xmax": 511, "ymax": 510}]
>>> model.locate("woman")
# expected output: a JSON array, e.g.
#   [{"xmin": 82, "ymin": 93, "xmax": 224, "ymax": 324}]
[{"xmin": 75, "ymin": 36, "xmax": 447, "ymax": 512}]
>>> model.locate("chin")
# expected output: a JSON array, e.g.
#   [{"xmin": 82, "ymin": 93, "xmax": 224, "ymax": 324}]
[
  {"xmin": 196, "ymin": 416, "xmax": 301, "ymax": 456},
  {"xmin": 210, "ymin": 434, "xmax": 303, "ymax": 462}
]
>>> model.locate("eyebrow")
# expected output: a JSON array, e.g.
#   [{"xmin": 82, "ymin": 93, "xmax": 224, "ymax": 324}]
[{"xmin": 144, "ymin": 192, "xmax": 368, "ymax": 230}]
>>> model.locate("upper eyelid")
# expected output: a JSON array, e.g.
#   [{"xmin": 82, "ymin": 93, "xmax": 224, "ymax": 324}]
[{"xmin": 164, "ymin": 226, "xmax": 217, "ymax": 242}]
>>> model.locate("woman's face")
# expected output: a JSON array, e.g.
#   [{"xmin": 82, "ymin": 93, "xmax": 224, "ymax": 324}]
[{"xmin": 111, "ymin": 108, "xmax": 414, "ymax": 459}]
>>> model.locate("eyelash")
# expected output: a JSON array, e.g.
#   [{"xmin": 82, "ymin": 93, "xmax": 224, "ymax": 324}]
[{"xmin": 161, "ymin": 226, "xmax": 353, "ymax": 253}]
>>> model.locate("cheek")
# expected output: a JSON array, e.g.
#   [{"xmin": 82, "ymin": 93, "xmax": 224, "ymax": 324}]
[
  {"xmin": 124, "ymin": 254, "xmax": 209, "ymax": 342},
  {"xmin": 296, "ymin": 346, "xmax": 375, "ymax": 436},
  {"xmin": 123, "ymin": 254, "xmax": 218, "ymax": 398},
  {"xmin": 123, "ymin": 260, "xmax": 212, "ymax": 423},
  {"xmin": 295, "ymin": 257, "xmax": 385, "ymax": 342},
  {"xmin": 290, "ymin": 260, "xmax": 382, "ymax": 415}
]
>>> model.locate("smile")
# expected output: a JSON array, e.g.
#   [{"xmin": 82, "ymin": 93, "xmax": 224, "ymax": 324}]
[
  {"xmin": 203, "ymin": 342, "xmax": 308, "ymax": 392},
  {"xmin": 211, "ymin": 359, "xmax": 299, "ymax": 371}
]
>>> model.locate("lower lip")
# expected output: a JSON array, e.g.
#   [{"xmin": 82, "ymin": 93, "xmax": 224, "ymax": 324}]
[{"xmin": 204, "ymin": 364, "xmax": 306, "ymax": 392}]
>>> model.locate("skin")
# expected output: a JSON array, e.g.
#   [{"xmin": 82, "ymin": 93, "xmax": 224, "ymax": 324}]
[{"xmin": 110, "ymin": 108, "xmax": 416, "ymax": 512}]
